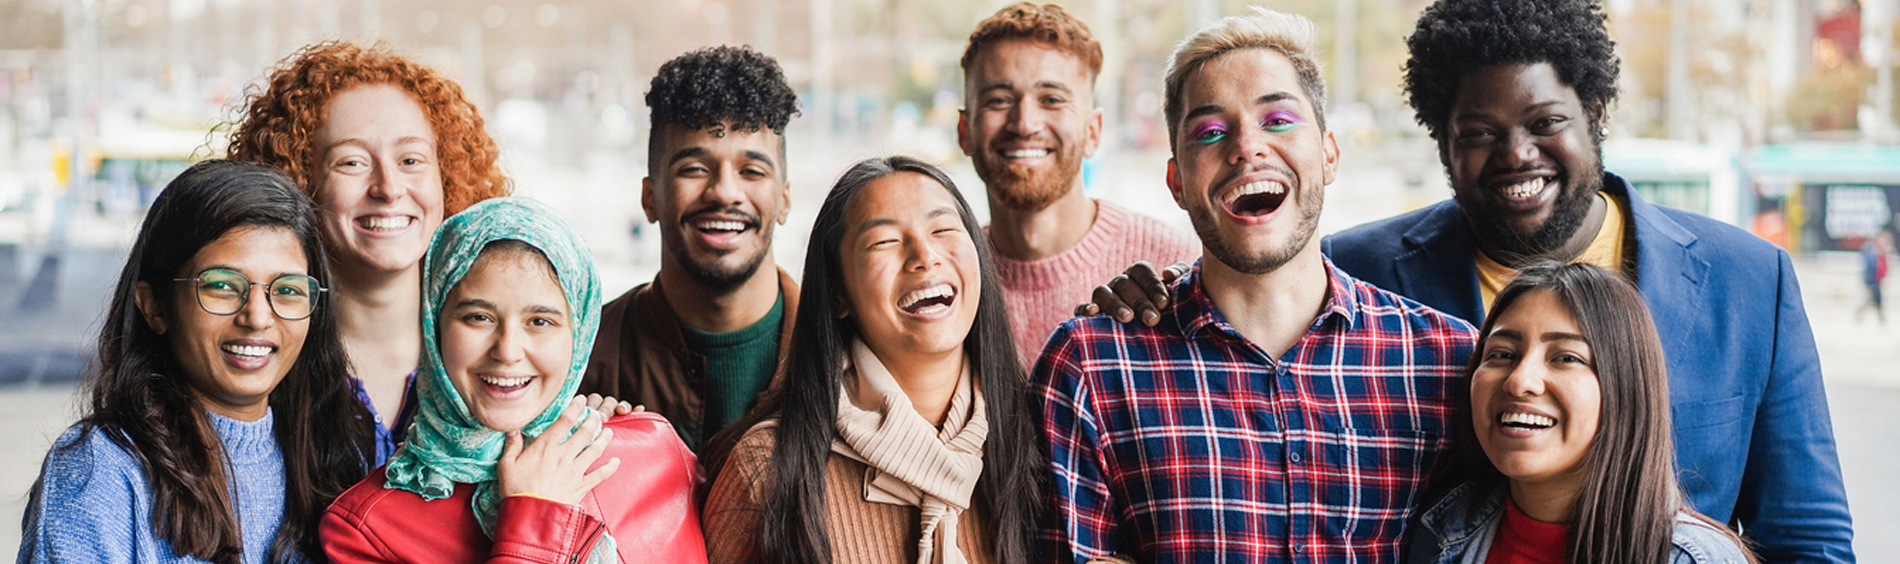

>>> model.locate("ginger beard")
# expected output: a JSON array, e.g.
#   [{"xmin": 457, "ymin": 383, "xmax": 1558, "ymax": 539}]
[{"xmin": 971, "ymin": 133, "xmax": 1086, "ymax": 213}]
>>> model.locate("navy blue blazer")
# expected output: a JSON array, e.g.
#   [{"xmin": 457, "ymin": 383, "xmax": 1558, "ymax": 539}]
[{"xmin": 1324, "ymin": 172, "xmax": 1853, "ymax": 563}]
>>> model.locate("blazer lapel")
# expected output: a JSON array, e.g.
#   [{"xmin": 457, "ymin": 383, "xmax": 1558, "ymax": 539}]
[
  {"xmin": 1394, "ymin": 201, "xmax": 1487, "ymax": 324},
  {"xmin": 1612, "ymin": 175, "xmax": 1709, "ymax": 338}
]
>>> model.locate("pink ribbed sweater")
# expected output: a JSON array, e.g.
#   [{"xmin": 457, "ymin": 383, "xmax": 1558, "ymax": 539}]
[{"xmin": 987, "ymin": 200, "xmax": 1199, "ymax": 367}]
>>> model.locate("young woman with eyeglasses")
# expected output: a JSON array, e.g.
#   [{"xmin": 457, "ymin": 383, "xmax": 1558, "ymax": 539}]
[{"xmin": 17, "ymin": 160, "xmax": 376, "ymax": 563}]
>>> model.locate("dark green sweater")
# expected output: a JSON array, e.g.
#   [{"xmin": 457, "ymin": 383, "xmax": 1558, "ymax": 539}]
[{"xmin": 679, "ymin": 292, "xmax": 784, "ymax": 436}]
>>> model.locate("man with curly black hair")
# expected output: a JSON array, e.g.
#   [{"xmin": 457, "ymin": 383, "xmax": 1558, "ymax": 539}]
[
  {"xmin": 581, "ymin": 45, "xmax": 803, "ymax": 451},
  {"xmin": 1324, "ymin": 1, "xmax": 1855, "ymax": 560},
  {"xmin": 1090, "ymin": 0, "xmax": 1852, "ymax": 560}
]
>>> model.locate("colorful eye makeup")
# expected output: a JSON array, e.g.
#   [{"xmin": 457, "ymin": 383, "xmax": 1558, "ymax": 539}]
[
  {"xmin": 1190, "ymin": 121, "xmax": 1228, "ymax": 145},
  {"xmin": 1263, "ymin": 110, "xmax": 1303, "ymax": 133}
]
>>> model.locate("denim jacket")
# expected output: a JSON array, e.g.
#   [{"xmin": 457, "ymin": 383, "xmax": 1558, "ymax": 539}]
[{"xmin": 1406, "ymin": 480, "xmax": 1751, "ymax": 564}]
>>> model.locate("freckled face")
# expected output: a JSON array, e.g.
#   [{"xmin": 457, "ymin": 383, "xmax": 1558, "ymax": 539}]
[
  {"xmin": 438, "ymin": 250, "xmax": 575, "ymax": 433},
  {"xmin": 1166, "ymin": 48, "xmax": 1338, "ymax": 275},
  {"xmin": 838, "ymin": 172, "xmax": 984, "ymax": 365},
  {"xmin": 1472, "ymin": 290, "xmax": 1601, "ymax": 491},
  {"xmin": 310, "ymin": 84, "xmax": 446, "ymax": 278}
]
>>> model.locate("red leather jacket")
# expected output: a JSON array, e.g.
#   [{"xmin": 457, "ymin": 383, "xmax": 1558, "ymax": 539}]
[{"xmin": 321, "ymin": 413, "xmax": 708, "ymax": 563}]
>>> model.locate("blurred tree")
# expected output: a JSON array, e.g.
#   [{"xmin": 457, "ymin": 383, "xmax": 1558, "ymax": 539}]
[
  {"xmin": 1787, "ymin": 61, "xmax": 1871, "ymax": 133},
  {"xmin": 1, "ymin": 0, "xmax": 61, "ymax": 50},
  {"xmin": 1614, "ymin": 1, "xmax": 1766, "ymax": 142}
]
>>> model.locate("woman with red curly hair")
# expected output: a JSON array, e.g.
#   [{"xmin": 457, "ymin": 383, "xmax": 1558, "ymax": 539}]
[{"xmin": 225, "ymin": 41, "xmax": 624, "ymax": 466}]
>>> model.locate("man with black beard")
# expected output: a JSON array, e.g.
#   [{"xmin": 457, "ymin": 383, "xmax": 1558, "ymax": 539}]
[
  {"xmin": 959, "ymin": 3, "xmax": 1196, "ymax": 364},
  {"xmin": 1091, "ymin": 1, "xmax": 1853, "ymax": 560},
  {"xmin": 1329, "ymin": 3, "xmax": 1852, "ymax": 560},
  {"xmin": 580, "ymin": 46, "xmax": 801, "ymax": 451}
]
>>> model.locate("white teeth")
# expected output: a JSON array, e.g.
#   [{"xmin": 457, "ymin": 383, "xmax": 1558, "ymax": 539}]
[
  {"xmin": 480, "ymin": 375, "xmax": 531, "ymax": 388},
  {"xmin": 222, "ymin": 344, "xmax": 271, "ymax": 357},
  {"xmin": 899, "ymin": 284, "xmax": 956, "ymax": 309},
  {"xmin": 1502, "ymin": 178, "xmax": 1548, "ymax": 199},
  {"xmin": 1500, "ymin": 412, "xmax": 1556, "ymax": 428},
  {"xmin": 1223, "ymin": 180, "xmax": 1287, "ymax": 205},
  {"xmin": 363, "ymin": 216, "xmax": 411, "ymax": 231},
  {"xmin": 1004, "ymin": 149, "xmax": 1052, "ymax": 159},
  {"xmin": 696, "ymin": 220, "xmax": 747, "ymax": 232}
]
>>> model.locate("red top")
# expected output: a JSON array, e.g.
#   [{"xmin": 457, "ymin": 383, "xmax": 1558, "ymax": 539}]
[
  {"xmin": 1484, "ymin": 496, "xmax": 1570, "ymax": 564},
  {"xmin": 321, "ymin": 412, "xmax": 707, "ymax": 563}
]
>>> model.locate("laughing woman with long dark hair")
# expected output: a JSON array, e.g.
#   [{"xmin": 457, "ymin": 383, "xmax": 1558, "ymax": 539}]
[
  {"xmin": 18, "ymin": 160, "xmax": 375, "ymax": 563},
  {"xmin": 1408, "ymin": 262, "xmax": 1754, "ymax": 564},
  {"xmin": 699, "ymin": 156, "xmax": 1042, "ymax": 564}
]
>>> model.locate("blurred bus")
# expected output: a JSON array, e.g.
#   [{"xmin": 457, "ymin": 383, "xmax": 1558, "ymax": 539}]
[{"xmin": 1747, "ymin": 144, "xmax": 1900, "ymax": 253}]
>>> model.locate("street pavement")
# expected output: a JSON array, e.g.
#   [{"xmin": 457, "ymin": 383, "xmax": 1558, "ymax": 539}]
[{"xmin": 0, "ymin": 145, "xmax": 1895, "ymax": 558}]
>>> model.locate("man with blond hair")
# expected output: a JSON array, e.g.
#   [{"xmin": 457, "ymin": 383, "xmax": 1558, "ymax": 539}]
[
  {"xmin": 1032, "ymin": 7, "xmax": 1476, "ymax": 562},
  {"xmin": 959, "ymin": 2, "xmax": 1197, "ymax": 364}
]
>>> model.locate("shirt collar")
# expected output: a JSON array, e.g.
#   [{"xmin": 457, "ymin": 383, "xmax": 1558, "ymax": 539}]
[{"xmin": 1172, "ymin": 256, "xmax": 1361, "ymax": 341}]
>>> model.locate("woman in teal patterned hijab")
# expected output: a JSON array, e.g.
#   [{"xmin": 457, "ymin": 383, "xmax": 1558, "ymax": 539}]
[{"xmin": 320, "ymin": 197, "xmax": 708, "ymax": 563}]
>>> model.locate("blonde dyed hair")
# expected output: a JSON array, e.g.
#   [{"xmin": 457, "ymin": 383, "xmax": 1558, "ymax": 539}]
[{"xmin": 1162, "ymin": 6, "xmax": 1327, "ymax": 148}]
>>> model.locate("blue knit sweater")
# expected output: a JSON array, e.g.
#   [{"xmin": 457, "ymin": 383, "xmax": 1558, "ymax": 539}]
[{"xmin": 16, "ymin": 410, "xmax": 290, "ymax": 564}]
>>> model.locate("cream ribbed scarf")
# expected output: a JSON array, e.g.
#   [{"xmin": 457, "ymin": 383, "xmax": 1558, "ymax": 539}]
[{"xmin": 830, "ymin": 339, "xmax": 988, "ymax": 564}]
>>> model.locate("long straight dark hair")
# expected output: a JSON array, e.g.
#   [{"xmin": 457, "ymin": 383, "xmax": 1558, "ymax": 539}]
[
  {"xmin": 79, "ymin": 159, "xmax": 375, "ymax": 563},
  {"xmin": 1450, "ymin": 262, "xmax": 1753, "ymax": 564},
  {"xmin": 702, "ymin": 155, "xmax": 1042, "ymax": 564}
]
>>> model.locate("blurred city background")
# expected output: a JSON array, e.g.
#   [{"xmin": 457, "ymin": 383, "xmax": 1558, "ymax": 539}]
[{"xmin": 1, "ymin": 0, "xmax": 1897, "ymax": 557}]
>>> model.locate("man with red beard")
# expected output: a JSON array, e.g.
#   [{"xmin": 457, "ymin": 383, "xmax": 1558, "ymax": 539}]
[
  {"xmin": 581, "ymin": 46, "xmax": 800, "ymax": 452},
  {"xmin": 959, "ymin": 3, "xmax": 1197, "ymax": 365},
  {"xmin": 1034, "ymin": 8, "xmax": 1476, "ymax": 562}
]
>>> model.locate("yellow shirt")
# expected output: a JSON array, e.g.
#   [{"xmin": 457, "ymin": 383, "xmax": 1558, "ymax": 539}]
[{"xmin": 1475, "ymin": 191, "xmax": 1630, "ymax": 310}]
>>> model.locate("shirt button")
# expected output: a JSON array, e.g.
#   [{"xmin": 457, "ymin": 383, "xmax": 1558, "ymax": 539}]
[
  {"xmin": 1293, "ymin": 542, "xmax": 1304, "ymax": 553},
  {"xmin": 1289, "ymin": 451, "xmax": 1302, "ymax": 463}
]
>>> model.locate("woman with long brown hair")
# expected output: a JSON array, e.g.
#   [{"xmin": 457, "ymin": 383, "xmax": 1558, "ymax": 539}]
[
  {"xmin": 1408, "ymin": 262, "xmax": 1753, "ymax": 563},
  {"xmin": 700, "ymin": 156, "xmax": 1042, "ymax": 564},
  {"xmin": 18, "ymin": 160, "xmax": 375, "ymax": 563}
]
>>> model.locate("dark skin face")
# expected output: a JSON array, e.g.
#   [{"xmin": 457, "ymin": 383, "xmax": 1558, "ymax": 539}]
[{"xmin": 1441, "ymin": 62, "xmax": 1606, "ymax": 266}]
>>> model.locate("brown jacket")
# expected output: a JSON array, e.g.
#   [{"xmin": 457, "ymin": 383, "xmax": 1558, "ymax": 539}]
[{"xmin": 580, "ymin": 268, "xmax": 799, "ymax": 450}]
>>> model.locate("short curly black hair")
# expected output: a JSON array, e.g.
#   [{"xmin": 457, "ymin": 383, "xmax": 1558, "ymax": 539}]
[
  {"xmin": 646, "ymin": 45, "xmax": 800, "ymax": 175},
  {"xmin": 1403, "ymin": 0, "xmax": 1619, "ymax": 142}
]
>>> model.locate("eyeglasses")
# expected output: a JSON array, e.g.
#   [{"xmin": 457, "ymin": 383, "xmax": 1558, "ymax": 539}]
[{"xmin": 172, "ymin": 268, "xmax": 328, "ymax": 321}]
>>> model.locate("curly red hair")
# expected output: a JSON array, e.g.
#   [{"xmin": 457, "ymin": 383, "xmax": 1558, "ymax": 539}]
[{"xmin": 226, "ymin": 40, "xmax": 509, "ymax": 215}]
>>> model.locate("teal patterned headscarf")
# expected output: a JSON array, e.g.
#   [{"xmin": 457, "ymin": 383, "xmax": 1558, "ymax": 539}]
[{"xmin": 383, "ymin": 197, "xmax": 604, "ymax": 541}]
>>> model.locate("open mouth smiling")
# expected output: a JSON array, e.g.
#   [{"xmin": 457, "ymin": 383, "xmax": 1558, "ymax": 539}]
[
  {"xmin": 1497, "ymin": 410, "xmax": 1557, "ymax": 431},
  {"xmin": 357, "ymin": 215, "xmax": 416, "ymax": 232},
  {"xmin": 898, "ymin": 283, "xmax": 957, "ymax": 316},
  {"xmin": 1222, "ymin": 179, "xmax": 1289, "ymax": 218},
  {"xmin": 1488, "ymin": 173, "xmax": 1560, "ymax": 205},
  {"xmin": 999, "ymin": 147, "xmax": 1054, "ymax": 164},
  {"xmin": 479, "ymin": 374, "xmax": 535, "ymax": 391},
  {"xmin": 221, "ymin": 343, "xmax": 274, "ymax": 360}
]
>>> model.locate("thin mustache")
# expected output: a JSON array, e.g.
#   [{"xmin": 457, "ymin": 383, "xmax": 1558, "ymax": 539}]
[{"xmin": 684, "ymin": 205, "xmax": 761, "ymax": 224}]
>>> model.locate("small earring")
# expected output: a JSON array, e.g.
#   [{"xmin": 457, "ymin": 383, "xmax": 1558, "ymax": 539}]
[{"xmin": 1599, "ymin": 126, "xmax": 1610, "ymax": 137}]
